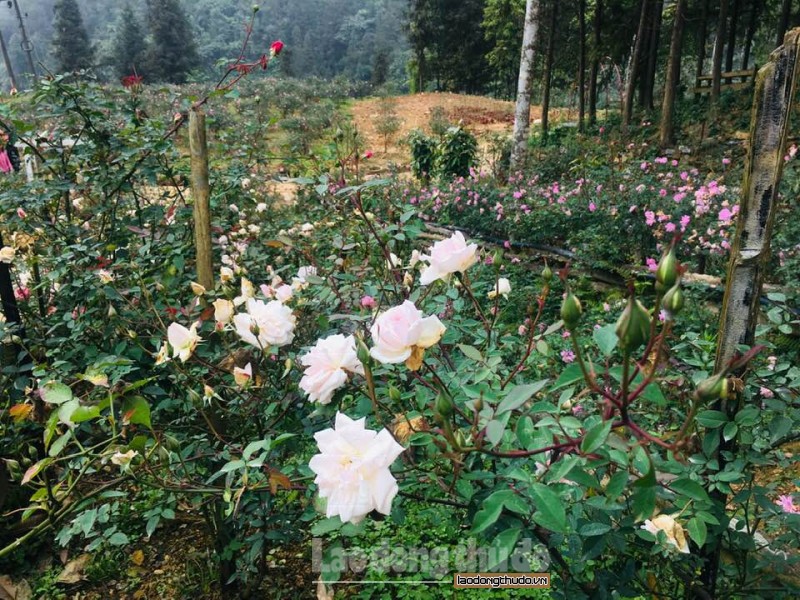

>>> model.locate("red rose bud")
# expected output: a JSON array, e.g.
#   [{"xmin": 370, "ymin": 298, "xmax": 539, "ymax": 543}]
[
  {"xmin": 615, "ymin": 296, "xmax": 651, "ymax": 352},
  {"xmin": 560, "ymin": 291, "xmax": 582, "ymax": 330},
  {"xmin": 270, "ymin": 40, "xmax": 285, "ymax": 57},
  {"xmin": 655, "ymin": 247, "xmax": 679, "ymax": 293}
]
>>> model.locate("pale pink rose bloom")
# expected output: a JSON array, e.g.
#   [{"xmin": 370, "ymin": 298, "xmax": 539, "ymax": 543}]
[
  {"xmin": 233, "ymin": 298, "xmax": 296, "ymax": 349},
  {"xmin": 167, "ymin": 322, "xmax": 200, "ymax": 362},
  {"xmin": 309, "ymin": 412, "xmax": 405, "ymax": 524},
  {"xmin": 361, "ymin": 295, "xmax": 377, "ymax": 309},
  {"xmin": 300, "ymin": 334, "xmax": 364, "ymax": 405},
  {"xmin": 274, "ymin": 284, "xmax": 293, "ymax": 303},
  {"xmin": 487, "ymin": 278, "xmax": 511, "ymax": 299},
  {"xmin": 419, "ymin": 231, "xmax": 478, "ymax": 285},
  {"xmin": 370, "ymin": 301, "xmax": 445, "ymax": 364}
]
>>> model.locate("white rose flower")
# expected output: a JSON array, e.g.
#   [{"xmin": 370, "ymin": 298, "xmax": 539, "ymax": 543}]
[
  {"xmin": 299, "ymin": 335, "xmax": 364, "ymax": 405},
  {"xmin": 308, "ymin": 412, "xmax": 405, "ymax": 524},
  {"xmin": 167, "ymin": 322, "xmax": 200, "ymax": 363},
  {"xmin": 233, "ymin": 298, "xmax": 296, "ymax": 349},
  {"xmin": 234, "ymin": 277, "xmax": 256, "ymax": 307},
  {"xmin": 220, "ymin": 266, "xmax": 234, "ymax": 283},
  {"xmin": 212, "ymin": 299, "xmax": 235, "ymax": 325},
  {"xmin": 274, "ymin": 284, "xmax": 293, "ymax": 303},
  {"xmin": 111, "ymin": 449, "xmax": 138, "ymax": 470},
  {"xmin": 488, "ymin": 277, "xmax": 512, "ymax": 299},
  {"xmin": 0, "ymin": 246, "xmax": 15, "ymax": 264},
  {"xmin": 370, "ymin": 300, "xmax": 445, "ymax": 369},
  {"xmin": 419, "ymin": 231, "xmax": 478, "ymax": 285}
]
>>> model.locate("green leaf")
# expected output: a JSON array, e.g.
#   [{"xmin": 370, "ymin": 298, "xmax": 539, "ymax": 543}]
[
  {"xmin": 604, "ymin": 471, "xmax": 629, "ymax": 501},
  {"xmin": 48, "ymin": 432, "xmax": 71, "ymax": 457},
  {"xmin": 530, "ymin": 484, "xmax": 567, "ymax": 533},
  {"xmin": 696, "ymin": 410, "xmax": 728, "ymax": 429},
  {"xmin": 457, "ymin": 344, "xmax": 483, "ymax": 362},
  {"xmin": 579, "ymin": 522, "xmax": 612, "ymax": 536},
  {"xmin": 220, "ymin": 460, "xmax": 245, "ymax": 473},
  {"xmin": 108, "ymin": 532, "xmax": 129, "ymax": 546},
  {"xmin": 486, "ymin": 420, "xmax": 506, "ymax": 445},
  {"xmin": 632, "ymin": 463, "xmax": 657, "ymax": 521},
  {"xmin": 487, "ymin": 527, "xmax": 522, "ymax": 570},
  {"xmin": 516, "ymin": 416, "xmax": 535, "ymax": 449},
  {"xmin": 311, "ymin": 518, "xmax": 344, "ymax": 536},
  {"xmin": 722, "ymin": 421, "xmax": 738, "ymax": 442},
  {"xmin": 581, "ymin": 421, "xmax": 613, "ymax": 454},
  {"xmin": 496, "ymin": 380, "xmax": 548, "ymax": 415},
  {"xmin": 41, "ymin": 382, "xmax": 73, "ymax": 405},
  {"xmin": 593, "ymin": 324, "xmax": 618, "ymax": 356},
  {"xmin": 121, "ymin": 396, "xmax": 151, "ymax": 429},
  {"xmin": 686, "ymin": 517, "xmax": 707, "ymax": 547},
  {"xmin": 553, "ymin": 364, "xmax": 584, "ymax": 389},
  {"xmin": 670, "ymin": 478, "xmax": 710, "ymax": 503},
  {"xmin": 470, "ymin": 500, "xmax": 503, "ymax": 535}
]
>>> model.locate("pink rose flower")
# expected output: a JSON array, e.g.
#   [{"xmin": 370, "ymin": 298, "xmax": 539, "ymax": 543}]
[
  {"xmin": 370, "ymin": 300, "xmax": 445, "ymax": 365},
  {"xmin": 418, "ymin": 231, "xmax": 478, "ymax": 285}
]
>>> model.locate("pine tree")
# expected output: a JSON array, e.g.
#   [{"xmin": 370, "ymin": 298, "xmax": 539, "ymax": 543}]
[
  {"xmin": 112, "ymin": 5, "xmax": 147, "ymax": 79},
  {"xmin": 145, "ymin": 0, "xmax": 199, "ymax": 84},
  {"xmin": 52, "ymin": 0, "xmax": 94, "ymax": 73}
]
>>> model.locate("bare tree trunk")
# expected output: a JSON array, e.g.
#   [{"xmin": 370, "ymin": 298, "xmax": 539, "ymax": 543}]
[
  {"xmin": 700, "ymin": 29, "xmax": 800, "ymax": 599},
  {"xmin": 509, "ymin": 0, "xmax": 541, "ymax": 172},
  {"xmin": 725, "ymin": 0, "xmax": 741, "ymax": 79},
  {"xmin": 541, "ymin": 1, "xmax": 558, "ymax": 142},
  {"xmin": 578, "ymin": 0, "xmax": 587, "ymax": 131},
  {"xmin": 710, "ymin": 0, "xmax": 730, "ymax": 111},
  {"xmin": 623, "ymin": 0, "xmax": 649, "ymax": 131},
  {"xmin": 642, "ymin": 0, "xmax": 664, "ymax": 110},
  {"xmin": 0, "ymin": 30, "xmax": 17, "ymax": 90},
  {"xmin": 742, "ymin": 0, "xmax": 761, "ymax": 70},
  {"xmin": 777, "ymin": 0, "xmax": 792, "ymax": 47},
  {"xmin": 589, "ymin": 0, "xmax": 603, "ymax": 125},
  {"xmin": 659, "ymin": 0, "xmax": 685, "ymax": 148},
  {"xmin": 695, "ymin": 0, "xmax": 710, "ymax": 98}
]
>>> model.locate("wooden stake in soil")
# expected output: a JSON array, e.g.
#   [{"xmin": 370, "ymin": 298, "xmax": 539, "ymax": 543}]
[
  {"xmin": 714, "ymin": 28, "xmax": 800, "ymax": 373},
  {"xmin": 189, "ymin": 109, "xmax": 214, "ymax": 291}
]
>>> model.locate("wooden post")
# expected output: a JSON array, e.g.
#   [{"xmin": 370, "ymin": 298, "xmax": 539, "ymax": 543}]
[
  {"xmin": 714, "ymin": 28, "xmax": 800, "ymax": 373},
  {"xmin": 699, "ymin": 28, "xmax": 800, "ymax": 599},
  {"xmin": 189, "ymin": 109, "xmax": 214, "ymax": 291}
]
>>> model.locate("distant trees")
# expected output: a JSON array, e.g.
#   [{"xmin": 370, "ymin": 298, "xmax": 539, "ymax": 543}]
[
  {"xmin": 144, "ymin": 0, "xmax": 199, "ymax": 83},
  {"xmin": 111, "ymin": 4, "xmax": 146, "ymax": 78},
  {"xmin": 52, "ymin": 0, "xmax": 94, "ymax": 73}
]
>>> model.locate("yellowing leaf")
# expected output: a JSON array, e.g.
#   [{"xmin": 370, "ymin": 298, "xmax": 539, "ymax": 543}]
[
  {"xmin": 9, "ymin": 404, "xmax": 33, "ymax": 423},
  {"xmin": 130, "ymin": 549, "xmax": 144, "ymax": 566}
]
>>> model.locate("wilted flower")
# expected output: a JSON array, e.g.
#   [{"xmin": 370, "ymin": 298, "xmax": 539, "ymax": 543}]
[
  {"xmin": 111, "ymin": 449, "xmax": 138, "ymax": 469},
  {"xmin": 154, "ymin": 342, "xmax": 170, "ymax": 365},
  {"xmin": 167, "ymin": 322, "xmax": 200, "ymax": 363},
  {"xmin": 234, "ymin": 277, "xmax": 256, "ymax": 307},
  {"xmin": 97, "ymin": 269, "xmax": 114, "ymax": 284},
  {"xmin": 488, "ymin": 277, "xmax": 511, "ymax": 299},
  {"xmin": 0, "ymin": 246, "xmax": 15, "ymax": 263},
  {"xmin": 234, "ymin": 363, "xmax": 253, "ymax": 387},
  {"xmin": 370, "ymin": 300, "xmax": 445, "ymax": 370},
  {"xmin": 641, "ymin": 514, "xmax": 690, "ymax": 554},
  {"xmin": 419, "ymin": 231, "xmax": 478, "ymax": 285},
  {"xmin": 233, "ymin": 298, "xmax": 296, "ymax": 349},
  {"xmin": 308, "ymin": 412, "xmax": 404, "ymax": 524},
  {"xmin": 299, "ymin": 335, "xmax": 364, "ymax": 404}
]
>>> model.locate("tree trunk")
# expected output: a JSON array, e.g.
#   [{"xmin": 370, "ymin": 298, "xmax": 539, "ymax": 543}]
[
  {"xmin": 509, "ymin": 0, "xmax": 541, "ymax": 172},
  {"xmin": 642, "ymin": 0, "xmax": 664, "ymax": 110},
  {"xmin": 541, "ymin": 1, "xmax": 558, "ymax": 141},
  {"xmin": 695, "ymin": 0, "xmax": 710, "ymax": 98},
  {"xmin": 589, "ymin": 0, "xmax": 603, "ymax": 125},
  {"xmin": 710, "ymin": 0, "xmax": 730, "ymax": 110},
  {"xmin": 777, "ymin": 0, "xmax": 792, "ymax": 48},
  {"xmin": 622, "ymin": 0, "xmax": 649, "ymax": 131},
  {"xmin": 741, "ymin": 0, "xmax": 761, "ymax": 70},
  {"xmin": 189, "ymin": 110, "xmax": 214, "ymax": 292},
  {"xmin": 578, "ymin": 0, "xmax": 587, "ymax": 131},
  {"xmin": 701, "ymin": 29, "xmax": 800, "ymax": 599},
  {"xmin": 659, "ymin": 0, "xmax": 685, "ymax": 147},
  {"xmin": 725, "ymin": 0, "xmax": 741, "ymax": 79},
  {"xmin": 0, "ymin": 30, "xmax": 17, "ymax": 91}
]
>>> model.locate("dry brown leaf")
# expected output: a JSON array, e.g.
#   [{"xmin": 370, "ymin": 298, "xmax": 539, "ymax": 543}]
[
  {"xmin": 0, "ymin": 575, "xmax": 32, "ymax": 600},
  {"xmin": 56, "ymin": 553, "xmax": 91, "ymax": 584},
  {"xmin": 316, "ymin": 579, "xmax": 334, "ymax": 600},
  {"xmin": 130, "ymin": 549, "xmax": 145, "ymax": 566}
]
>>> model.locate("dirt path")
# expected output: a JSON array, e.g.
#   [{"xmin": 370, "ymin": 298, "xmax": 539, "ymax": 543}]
[{"xmin": 351, "ymin": 92, "xmax": 577, "ymax": 173}]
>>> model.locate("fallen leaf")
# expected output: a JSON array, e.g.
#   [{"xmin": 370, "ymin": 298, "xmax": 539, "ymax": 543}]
[
  {"xmin": 130, "ymin": 549, "xmax": 144, "ymax": 566},
  {"xmin": 56, "ymin": 554, "xmax": 91, "ymax": 584},
  {"xmin": 8, "ymin": 405, "xmax": 33, "ymax": 423},
  {"xmin": 0, "ymin": 575, "xmax": 32, "ymax": 600},
  {"xmin": 269, "ymin": 470, "xmax": 292, "ymax": 495}
]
